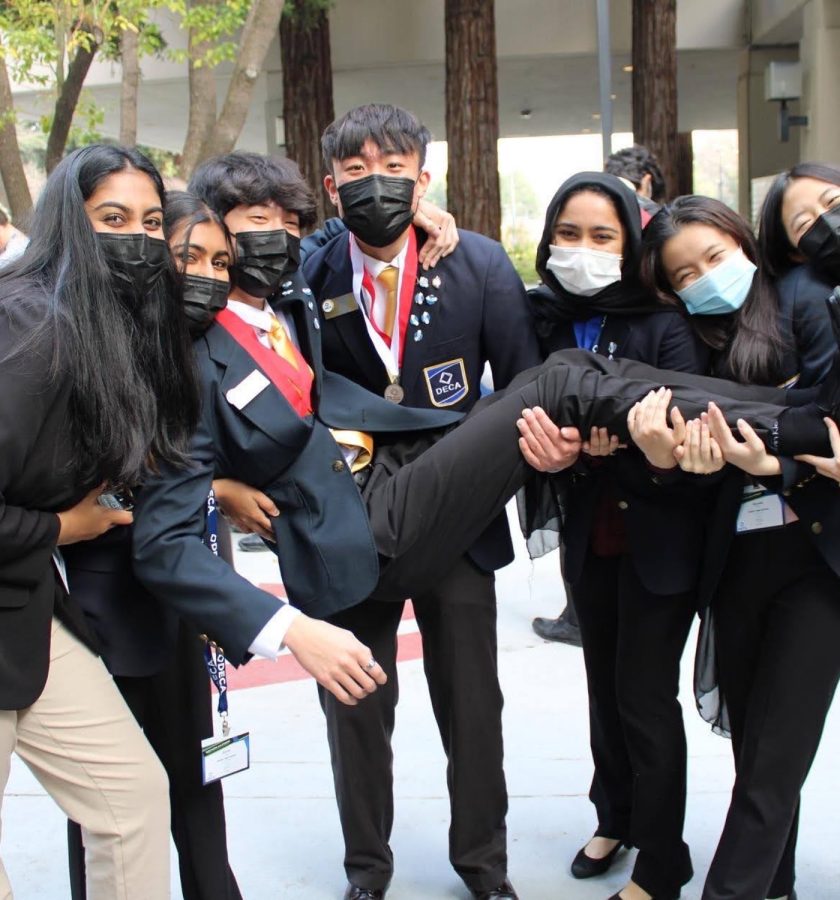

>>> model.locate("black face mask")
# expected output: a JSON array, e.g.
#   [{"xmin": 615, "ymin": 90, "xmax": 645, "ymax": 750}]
[
  {"xmin": 799, "ymin": 206, "xmax": 840, "ymax": 283},
  {"xmin": 182, "ymin": 274, "xmax": 229, "ymax": 336},
  {"xmin": 98, "ymin": 232, "xmax": 170, "ymax": 300},
  {"xmin": 337, "ymin": 174, "xmax": 416, "ymax": 248},
  {"xmin": 231, "ymin": 229, "xmax": 300, "ymax": 298}
]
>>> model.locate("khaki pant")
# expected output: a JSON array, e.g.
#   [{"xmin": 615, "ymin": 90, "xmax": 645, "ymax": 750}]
[{"xmin": 0, "ymin": 619, "xmax": 170, "ymax": 899}]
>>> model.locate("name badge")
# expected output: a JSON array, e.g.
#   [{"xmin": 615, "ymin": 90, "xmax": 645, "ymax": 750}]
[
  {"xmin": 736, "ymin": 486, "xmax": 785, "ymax": 533},
  {"xmin": 226, "ymin": 370, "xmax": 270, "ymax": 409},
  {"xmin": 201, "ymin": 732, "xmax": 251, "ymax": 784},
  {"xmin": 322, "ymin": 293, "xmax": 359, "ymax": 319}
]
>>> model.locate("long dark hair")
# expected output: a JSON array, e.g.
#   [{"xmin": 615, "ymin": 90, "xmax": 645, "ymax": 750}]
[
  {"xmin": 639, "ymin": 195, "xmax": 784, "ymax": 385},
  {"xmin": 758, "ymin": 162, "xmax": 840, "ymax": 279},
  {"xmin": 0, "ymin": 144, "xmax": 199, "ymax": 486}
]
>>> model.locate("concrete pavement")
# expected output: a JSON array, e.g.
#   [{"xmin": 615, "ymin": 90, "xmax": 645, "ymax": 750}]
[{"xmin": 3, "ymin": 504, "xmax": 840, "ymax": 898}]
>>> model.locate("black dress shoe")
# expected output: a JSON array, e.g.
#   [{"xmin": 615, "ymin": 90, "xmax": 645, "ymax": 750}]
[
  {"xmin": 471, "ymin": 879, "xmax": 519, "ymax": 900},
  {"xmin": 571, "ymin": 839, "xmax": 626, "ymax": 879},
  {"xmin": 532, "ymin": 614, "xmax": 582, "ymax": 647},
  {"xmin": 342, "ymin": 886, "xmax": 385, "ymax": 900},
  {"xmin": 237, "ymin": 532, "xmax": 269, "ymax": 552}
]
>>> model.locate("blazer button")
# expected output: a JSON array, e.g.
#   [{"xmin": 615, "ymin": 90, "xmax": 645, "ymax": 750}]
[
  {"xmin": 332, "ymin": 459, "xmax": 346, "ymax": 473},
  {"xmin": 811, "ymin": 521, "xmax": 823, "ymax": 535},
  {"xmin": 617, "ymin": 500, "xmax": 629, "ymax": 510}
]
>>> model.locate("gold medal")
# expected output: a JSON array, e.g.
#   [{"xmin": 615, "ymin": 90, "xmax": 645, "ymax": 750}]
[{"xmin": 384, "ymin": 383, "xmax": 404, "ymax": 403}]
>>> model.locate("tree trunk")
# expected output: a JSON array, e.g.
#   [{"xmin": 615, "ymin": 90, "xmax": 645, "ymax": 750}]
[
  {"xmin": 45, "ymin": 26, "xmax": 101, "ymax": 173},
  {"xmin": 119, "ymin": 26, "xmax": 140, "ymax": 147},
  {"xmin": 279, "ymin": 1, "xmax": 334, "ymax": 225},
  {"xmin": 179, "ymin": 0, "xmax": 220, "ymax": 180},
  {"xmin": 0, "ymin": 52, "xmax": 32, "ymax": 221},
  {"xmin": 444, "ymin": 0, "xmax": 501, "ymax": 239},
  {"xmin": 198, "ymin": 0, "xmax": 286, "ymax": 161},
  {"xmin": 675, "ymin": 130, "xmax": 693, "ymax": 196},
  {"xmin": 632, "ymin": 0, "xmax": 678, "ymax": 200}
]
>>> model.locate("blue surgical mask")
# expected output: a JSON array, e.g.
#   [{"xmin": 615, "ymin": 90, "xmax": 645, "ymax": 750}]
[{"xmin": 676, "ymin": 249, "xmax": 757, "ymax": 316}]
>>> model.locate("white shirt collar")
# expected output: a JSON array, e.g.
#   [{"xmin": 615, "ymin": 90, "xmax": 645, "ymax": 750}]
[
  {"xmin": 352, "ymin": 233, "xmax": 410, "ymax": 277},
  {"xmin": 226, "ymin": 297, "xmax": 275, "ymax": 333}
]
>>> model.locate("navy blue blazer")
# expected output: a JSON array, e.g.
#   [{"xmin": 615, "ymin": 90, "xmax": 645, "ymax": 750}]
[
  {"xmin": 132, "ymin": 273, "xmax": 460, "ymax": 665},
  {"xmin": 538, "ymin": 307, "xmax": 713, "ymax": 595},
  {"xmin": 302, "ymin": 227, "xmax": 543, "ymax": 571},
  {"xmin": 62, "ymin": 528, "xmax": 178, "ymax": 678}
]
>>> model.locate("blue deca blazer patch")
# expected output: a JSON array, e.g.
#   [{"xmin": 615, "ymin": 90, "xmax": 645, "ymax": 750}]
[{"xmin": 423, "ymin": 358, "xmax": 469, "ymax": 407}]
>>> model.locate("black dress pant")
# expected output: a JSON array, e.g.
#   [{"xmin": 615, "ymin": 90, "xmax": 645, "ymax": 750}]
[
  {"xmin": 68, "ymin": 621, "xmax": 242, "ymax": 900},
  {"xmin": 573, "ymin": 553, "xmax": 695, "ymax": 897},
  {"xmin": 702, "ymin": 524, "xmax": 840, "ymax": 900},
  {"xmin": 319, "ymin": 555, "xmax": 507, "ymax": 893},
  {"xmin": 363, "ymin": 353, "xmax": 796, "ymax": 608}
]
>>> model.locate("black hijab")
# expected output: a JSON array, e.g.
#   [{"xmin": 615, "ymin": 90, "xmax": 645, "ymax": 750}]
[{"xmin": 530, "ymin": 171, "xmax": 668, "ymax": 325}]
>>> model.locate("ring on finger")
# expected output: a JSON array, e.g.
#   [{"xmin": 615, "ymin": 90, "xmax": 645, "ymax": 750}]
[{"xmin": 364, "ymin": 657, "xmax": 378, "ymax": 671}]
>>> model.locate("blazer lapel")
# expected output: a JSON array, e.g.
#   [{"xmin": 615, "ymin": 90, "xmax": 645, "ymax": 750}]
[
  {"xmin": 400, "ymin": 231, "xmax": 445, "ymax": 395},
  {"xmin": 208, "ymin": 322, "xmax": 311, "ymax": 450},
  {"xmin": 320, "ymin": 239, "xmax": 391, "ymax": 389}
]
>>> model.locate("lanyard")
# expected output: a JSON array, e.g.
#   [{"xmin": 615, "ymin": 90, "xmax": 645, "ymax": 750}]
[
  {"xmin": 349, "ymin": 230, "xmax": 418, "ymax": 381},
  {"xmin": 203, "ymin": 489, "xmax": 230, "ymax": 736}
]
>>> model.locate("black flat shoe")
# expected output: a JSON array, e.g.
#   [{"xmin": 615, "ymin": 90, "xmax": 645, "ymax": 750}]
[
  {"xmin": 471, "ymin": 879, "xmax": 519, "ymax": 900},
  {"xmin": 343, "ymin": 886, "xmax": 385, "ymax": 900},
  {"xmin": 571, "ymin": 839, "xmax": 626, "ymax": 879}
]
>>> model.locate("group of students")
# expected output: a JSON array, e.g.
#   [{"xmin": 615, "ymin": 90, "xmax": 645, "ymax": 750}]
[{"xmin": 1, "ymin": 102, "xmax": 840, "ymax": 900}]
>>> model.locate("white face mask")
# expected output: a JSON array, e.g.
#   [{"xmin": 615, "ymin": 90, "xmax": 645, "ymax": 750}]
[{"xmin": 546, "ymin": 244, "xmax": 623, "ymax": 296}]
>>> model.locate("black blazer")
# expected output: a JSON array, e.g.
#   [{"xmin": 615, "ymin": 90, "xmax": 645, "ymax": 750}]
[
  {"xmin": 302, "ymin": 227, "xmax": 543, "ymax": 571},
  {"xmin": 697, "ymin": 274, "xmax": 840, "ymax": 606},
  {"xmin": 540, "ymin": 308, "xmax": 714, "ymax": 595},
  {"xmin": 132, "ymin": 273, "xmax": 460, "ymax": 665},
  {"xmin": 0, "ymin": 296, "xmax": 95, "ymax": 709},
  {"xmin": 774, "ymin": 263, "xmax": 836, "ymax": 389}
]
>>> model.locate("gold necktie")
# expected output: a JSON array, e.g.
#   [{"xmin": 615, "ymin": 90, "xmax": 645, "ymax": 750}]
[
  {"xmin": 377, "ymin": 266, "xmax": 399, "ymax": 338},
  {"xmin": 268, "ymin": 318, "xmax": 302, "ymax": 371}
]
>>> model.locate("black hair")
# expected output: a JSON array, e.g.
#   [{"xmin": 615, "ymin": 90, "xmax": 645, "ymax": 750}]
[
  {"xmin": 188, "ymin": 152, "xmax": 317, "ymax": 228},
  {"xmin": 758, "ymin": 162, "xmax": 840, "ymax": 279},
  {"xmin": 321, "ymin": 104, "xmax": 431, "ymax": 174},
  {"xmin": 0, "ymin": 143, "xmax": 200, "ymax": 487},
  {"xmin": 639, "ymin": 195, "xmax": 784, "ymax": 385},
  {"xmin": 164, "ymin": 190, "xmax": 233, "ymax": 268},
  {"xmin": 605, "ymin": 145, "xmax": 667, "ymax": 203}
]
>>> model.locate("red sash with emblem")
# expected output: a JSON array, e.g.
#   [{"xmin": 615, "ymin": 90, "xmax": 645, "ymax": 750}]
[{"xmin": 216, "ymin": 307, "xmax": 314, "ymax": 417}]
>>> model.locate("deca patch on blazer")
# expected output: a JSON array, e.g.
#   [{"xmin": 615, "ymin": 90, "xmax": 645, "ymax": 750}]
[{"xmin": 423, "ymin": 358, "xmax": 468, "ymax": 407}]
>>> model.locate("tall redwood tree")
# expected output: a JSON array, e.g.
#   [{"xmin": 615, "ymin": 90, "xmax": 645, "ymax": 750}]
[
  {"xmin": 632, "ymin": 0, "xmax": 678, "ymax": 199},
  {"xmin": 444, "ymin": 0, "xmax": 501, "ymax": 239},
  {"xmin": 279, "ymin": 0, "xmax": 335, "ymax": 225}
]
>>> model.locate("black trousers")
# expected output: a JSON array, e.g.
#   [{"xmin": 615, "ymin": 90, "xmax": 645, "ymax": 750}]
[
  {"xmin": 362, "ymin": 352, "xmax": 801, "ymax": 608},
  {"xmin": 702, "ymin": 524, "xmax": 840, "ymax": 900},
  {"xmin": 319, "ymin": 555, "xmax": 507, "ymax": 892},
  {"xmin": 67, "ymin": 621, "xmax": 242, "ymax": 900},
  {"xmin": 573, "ymin": 553, "xmax": 696, "ymax": 897}
]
